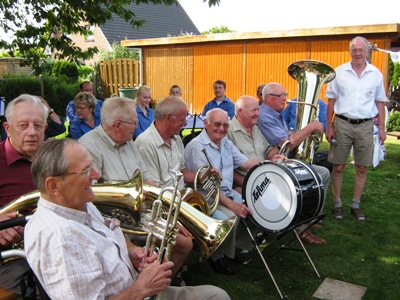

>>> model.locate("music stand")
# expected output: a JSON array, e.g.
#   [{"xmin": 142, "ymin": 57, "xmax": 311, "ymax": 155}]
[
  {"xmin": 243, "ymin": 213, "xmax": 325, "ymax": 299},
  {"xmin": 181, "ymin": 114, "xmax": 204, "ymax": 146}
]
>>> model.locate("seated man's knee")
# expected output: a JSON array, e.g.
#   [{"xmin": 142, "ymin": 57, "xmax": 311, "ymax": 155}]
[{"xmin": 176, "ymin": 233, "xmax": 193, "ymax": 254}]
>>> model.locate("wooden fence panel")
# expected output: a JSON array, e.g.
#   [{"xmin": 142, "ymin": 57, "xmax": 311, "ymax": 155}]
[{"xmin": 99, "ymin": 59, "xmax": 140, "ymax": 98}]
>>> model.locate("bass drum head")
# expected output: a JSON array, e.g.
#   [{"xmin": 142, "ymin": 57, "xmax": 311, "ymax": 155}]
[{"xmin": 243, "ymin": 161, "xmax": 299, "ymax": 232}]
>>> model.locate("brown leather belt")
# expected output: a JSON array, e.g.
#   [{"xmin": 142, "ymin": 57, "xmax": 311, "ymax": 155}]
[{"xmin": 336, "ymin": 114, "xmax": 372, "ymax": 125}]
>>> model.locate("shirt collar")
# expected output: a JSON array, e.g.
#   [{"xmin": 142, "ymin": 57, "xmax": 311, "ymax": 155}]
[
  {"xmin": 5, "ymin": 138, "xmax": 30, "ymax": 165},
  {"xmin": 230, "ymin": 116, "xmax": 247, "ymax": 135},
  {"xmin": 38, "ymin": 196, "xmax": 90, "ymax": 226},
  {"xmin": 97, "ymin": 125, "xmax": 125, "ymax": 149},
  {"xmin": 199, "ymin": 128, "xmax": 225, "ymax": 150},
  {"xmin": 149, "ymin": 122, "xmax": 178, "ymax": 148}
]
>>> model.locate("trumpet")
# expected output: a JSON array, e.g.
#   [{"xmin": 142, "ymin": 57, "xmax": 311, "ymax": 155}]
[
  {"xmin": 194, "ymin": 148, "xmax": 220, "ymax": 215},
  {"xmin": 141, "ymin": 172, "xmax": 187, "ymax": 300},
  {"xmin": 141, "ymin": 172, "xmax": 186, "ymax": 263}
]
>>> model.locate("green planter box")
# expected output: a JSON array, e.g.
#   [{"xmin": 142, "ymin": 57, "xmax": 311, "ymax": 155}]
[{"xmin": 118, "ymin": 87, "xmax": 138, "ymax": 99}]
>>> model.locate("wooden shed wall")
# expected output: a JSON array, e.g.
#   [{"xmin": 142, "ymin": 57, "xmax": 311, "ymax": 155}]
[{"xmin": 142, "ymin": 38, "xmax": 389, "ymax": 113}]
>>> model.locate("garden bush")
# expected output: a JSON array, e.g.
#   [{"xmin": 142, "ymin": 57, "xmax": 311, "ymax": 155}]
[{"xmin": 386, "ymin": 111, "xmax": 400, "ymax": 131}]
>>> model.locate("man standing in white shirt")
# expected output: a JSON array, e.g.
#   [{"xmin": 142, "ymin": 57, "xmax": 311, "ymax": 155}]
[{"xmin": 326, "ymin": 36, "xmax": 387, "ymax": 221}]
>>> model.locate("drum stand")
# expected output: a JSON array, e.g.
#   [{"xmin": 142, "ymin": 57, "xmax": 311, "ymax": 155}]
[{"xmin": 242, "ymin": 213, "xmax": 326, "ymax": 300}]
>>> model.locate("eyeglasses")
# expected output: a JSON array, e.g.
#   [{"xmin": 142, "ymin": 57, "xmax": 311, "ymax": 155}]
[
  {"xmin": 212, "ymin": 122, "xmax": 230, "ymax": 129},
  {"xmin": 75, "ymin": 106, "xmax": 89, "ymax": 111},
  {"xmin": 268, "ymin": 93, "xmax": 288, "ymax": 99},
  {"xmin": 120, "ymin": 119, "xmax": 139, "ymax": 126},
  {"xmin": 56, "ymin": 164, "xmax": 93, "ymax": 178}
]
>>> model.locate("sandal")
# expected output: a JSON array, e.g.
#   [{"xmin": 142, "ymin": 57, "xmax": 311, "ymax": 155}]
[{"xmin": 300, "ymin": 230, "xmax": 327, "ymax": 245}]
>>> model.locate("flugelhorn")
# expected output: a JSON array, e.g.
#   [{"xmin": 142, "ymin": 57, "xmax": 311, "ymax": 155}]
[
  {"xmin": 194, "ymin": 148, "xmax": 220, "ymax": 215},
  {"xmin": 286, "ymin": 60, "xmax": 336, "ymax": 163},
  {"xmin": 142, "ymin": 172, "xmax": 186, "ymax": 300}
]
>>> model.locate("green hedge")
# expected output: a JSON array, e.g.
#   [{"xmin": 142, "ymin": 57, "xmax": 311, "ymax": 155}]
[
  {"xmin": 0, "ymin": 75, "xmax": 80, "ymax": 117},
  {"xmin": 387, "ymin": 111, "xmax": 400, "ymax": 131}
]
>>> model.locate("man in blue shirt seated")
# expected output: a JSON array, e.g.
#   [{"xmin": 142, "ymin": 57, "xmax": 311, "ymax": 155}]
[
  {"xmin": 282, "ymin": 98, "xmax": 327, "ymax": 132},
  {"xmin": 202, "ymin": 80, "xmax": 235, "ymax": 119},
  {"xmin": 66, "ymin": 81, "xmax": 103, "ymax": 122}
]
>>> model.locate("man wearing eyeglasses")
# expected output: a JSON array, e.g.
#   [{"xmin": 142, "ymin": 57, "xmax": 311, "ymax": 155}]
[
  {"xmin": 258, "ymin": 82, "xmax": 330, "ymax": 245},
  {"xmin": 325, "ymin": 36, "xmax": 386, "ymax": 221},
  {"xmin": 184, "ymin": 108, "xmax": 260, "ymax": 275},
  {"xmin": 0, "ymin": 94, "xmax": 48, "ymax": 297},
  {"xmin": 25, "ymin": 138, "xmax": 230, "ymax": 300},
  {"xmin": 78, "ymin": 96, "xmax": 153, "ymax": 184}
]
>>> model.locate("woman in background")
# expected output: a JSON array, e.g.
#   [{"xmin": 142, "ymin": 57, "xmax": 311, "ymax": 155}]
[
  {"xmin": 133, "ymin": 85, "xmax": 155, "ymax": 139},
  {"xmin": 70, "ymin": 92, "xmax": 101, "ymax": 140}
]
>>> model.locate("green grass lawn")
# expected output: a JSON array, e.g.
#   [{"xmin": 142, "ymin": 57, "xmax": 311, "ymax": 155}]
[{"xmin": 183, "ymin": 137, "xmax": 400, "ymax": 300}]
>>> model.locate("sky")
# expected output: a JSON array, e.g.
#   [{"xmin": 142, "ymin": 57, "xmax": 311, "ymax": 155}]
[{"xmin": 179, "ymin": 0, "xmax": 400, "ymax": 34}]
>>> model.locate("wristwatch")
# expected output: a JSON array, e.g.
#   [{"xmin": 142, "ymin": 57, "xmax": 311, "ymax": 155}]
[{"xmin": 49, "ymin": 108, "xmax": 54, "ymax": 115}]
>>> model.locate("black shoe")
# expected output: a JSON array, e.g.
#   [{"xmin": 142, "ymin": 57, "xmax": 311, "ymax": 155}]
[
  {"xmin": 234, "ymin": 248, "xmax": 252, "ymax": 265},
  {"xmin": 210, "ymin": 257, "xmax": 235, "ymax": 275}
]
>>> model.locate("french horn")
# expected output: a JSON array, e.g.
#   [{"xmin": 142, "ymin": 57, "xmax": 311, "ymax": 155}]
[
  {"xmin": 193, "ymin": 148, "xmax": 220, "ymax": 215},
  {"xmin": 0, "ymin": 169, "xmax": 235, "ymax": 262}
]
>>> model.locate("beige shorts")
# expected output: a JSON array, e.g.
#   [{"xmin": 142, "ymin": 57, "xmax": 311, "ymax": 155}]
[{"xmin": 328, "ymin": 117, "xmax": 374, "ymax": 166}]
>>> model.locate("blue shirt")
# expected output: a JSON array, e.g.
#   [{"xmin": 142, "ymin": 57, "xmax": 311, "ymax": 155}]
[
  {"xmin": 133, "ymin": 106, "xmax": 155, "ymax": 139},
  {"xmin": 66, "ymin": 99, "xmax": 103, "ymax": 122},
  {"xmin": 282, "ymin": 98, "xmax": 327, "ymax": 132},
  {"xmin": 258, "ymin": 103, "xmax": 288, "ymax": 147},
  {"xmin": 69, "ymin": 111, "xmax": 101, "ymax": 140},
  {"xmin": 202, "ymin": 97, "xmax": 235, "ymax": 119},
  {"xmin": 184, "ymin": 129, "xmax": 247, "ymax": 203}
]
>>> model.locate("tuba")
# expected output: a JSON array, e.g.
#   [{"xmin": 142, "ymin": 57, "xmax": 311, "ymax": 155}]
[
  {"xmin": 0, "ymin": 169, "xmax": 235, "ymax": 262},
  {"xmin": 286, "ymin": 60, "xmax": 336, "ymax": 163}
]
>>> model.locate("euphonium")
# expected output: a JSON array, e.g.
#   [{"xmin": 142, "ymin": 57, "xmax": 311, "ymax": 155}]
[
  {"xmin": 287, "ymin": 60, "xmax": 336, "ymax": 163},
  {"xmin": 193, "ymin": 148, "xmax": 220, "ymax": 215}
]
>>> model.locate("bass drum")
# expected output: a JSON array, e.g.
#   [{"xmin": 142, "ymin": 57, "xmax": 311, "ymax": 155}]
[{"xmin": 242, "ymin": 159, "xmax": 324, "ymax": 233}]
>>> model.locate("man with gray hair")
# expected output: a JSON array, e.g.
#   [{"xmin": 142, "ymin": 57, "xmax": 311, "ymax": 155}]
[
  {"xmin": 25, "ymin": 138, "xmax": 230, "ymax": 300},
  {"xmin": 135, "ymin": 96, "xmax": 194, "ymax": 190},
  {"xmin": 135, "ymin": 96, "xmax": 199, "ymax": 284},
  {"xmin": 0, "ymin": 94, "xmax": 48, "ymax": 297},
  {"xmin": 258, "ymin": 83, "xmax": 329, "ymax": 245},
  {"xmin": 79, "ymin": 97, "xmax": 191, "ymax": 281},
  {"xmin": 78, "ymin": 96, "xmax": 153, "ymax": 183},
  {"xmin": 326, "ymin": 36, "xmax": 387, "ymax": 221},
  {"xmin": 184, "ymin": 108, "xmax": 260, "ymax": 275}
]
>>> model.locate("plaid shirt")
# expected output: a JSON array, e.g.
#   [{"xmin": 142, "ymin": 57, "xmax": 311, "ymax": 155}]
[{"xmin": 25, "ymin": 198, "xmax": 137, "ymax": 300}]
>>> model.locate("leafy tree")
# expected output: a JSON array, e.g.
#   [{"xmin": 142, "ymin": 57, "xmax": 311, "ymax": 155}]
[
  {"xmin": 0, "ymin": 0, "xmax": 220, "ymax": 70},
  {"xmin": 201, "ymin": 26, "xmax": 235, "ymax": 34}
]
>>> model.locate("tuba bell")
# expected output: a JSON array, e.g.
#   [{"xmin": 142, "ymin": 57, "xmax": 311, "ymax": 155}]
[{"xmin": 287, "ymin": 60, "xmax": 336, "ymax": 163}]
